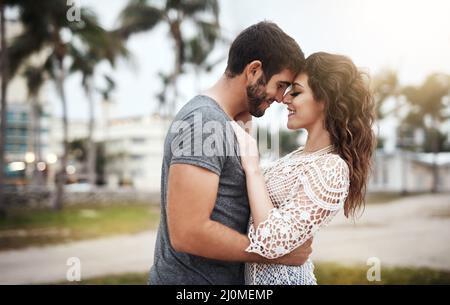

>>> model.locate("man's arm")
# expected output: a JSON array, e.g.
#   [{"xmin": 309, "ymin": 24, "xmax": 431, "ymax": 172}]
[{"xmin": 167, "ymin": 164, "xmax": 312, "ymax": 265}]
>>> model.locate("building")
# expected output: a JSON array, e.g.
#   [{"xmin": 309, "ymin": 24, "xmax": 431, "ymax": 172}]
[
  {"xmin": 103, "ymin": 115, "xmax": 168, "ymax": 192},
  {"xmin": 369, "ymin": 150, "xmax": 450, "ymax": 193},
  {"xmin": 48, "ymin": 114, "xmax": 169, "ymax": 192},
  {"xmin": 3, "ymin": 101, "xmax": 52, "ymax": 187}
]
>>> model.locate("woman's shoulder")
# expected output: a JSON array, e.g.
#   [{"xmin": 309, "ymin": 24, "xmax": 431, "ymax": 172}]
[
  {"xmin": 315, "ymin": 153, "xmax": 348, "ymax": 170},
  {"xmin": 312, "ymin": 154, "xmax": 350, "ymax": 189}
]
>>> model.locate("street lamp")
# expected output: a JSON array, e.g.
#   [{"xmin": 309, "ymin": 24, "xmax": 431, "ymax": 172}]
[
  {"xmin": 46, "ymin": 153, "xmax": 58, "ymax": 189},
  {"xmin": 37, "ymin": 162, "xmax": 46, "ymax": 172},
  {"xmin": 24, "ymin": 152, "xmax": 36, "ymax": 184},
  {"xmin": 25, "ymin": 152, "xmax": 35, "ymax": 164},
  {"xmin": 66, "ymin": 165, "xmax": 76, "ymax": 175},
  {"xmin": 46, "ymin": 153, "xmax": 58, "ymax": 164}
]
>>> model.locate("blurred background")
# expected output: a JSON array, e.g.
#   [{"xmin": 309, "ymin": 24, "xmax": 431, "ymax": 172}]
[{"xmin": 0, "ymin": 0, "xmax": 449, "ymax": 284}]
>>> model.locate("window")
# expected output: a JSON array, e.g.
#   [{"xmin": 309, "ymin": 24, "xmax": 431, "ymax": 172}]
[
  {"xmin": 131, "ymin": 154, "xmax": 144, "ymax": 161},
  {"xmin": 132, "ymin": 137, "xmax": 147, "ymax": 144}
]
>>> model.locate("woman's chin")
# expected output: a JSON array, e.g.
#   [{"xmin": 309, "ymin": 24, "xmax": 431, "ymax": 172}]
[{"xmin": 287, "ymin": 121, "xmax": 306, "ymax": 131}]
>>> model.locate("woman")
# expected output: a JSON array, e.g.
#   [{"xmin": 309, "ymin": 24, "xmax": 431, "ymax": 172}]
[{"xmin": 232, "ymin": 52, "xmax": 375, "ymax": 285}]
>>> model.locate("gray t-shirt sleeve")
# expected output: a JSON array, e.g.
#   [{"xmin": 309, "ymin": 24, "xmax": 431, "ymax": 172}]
[{"xmin": 170, "ymin": 106, "xmax": 230, "ymax": 175}]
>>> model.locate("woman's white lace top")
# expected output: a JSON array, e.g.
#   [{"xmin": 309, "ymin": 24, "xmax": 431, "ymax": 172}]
[{"xmin": 245, "ymin": 146, "xmax": 350, "ymax": 285}]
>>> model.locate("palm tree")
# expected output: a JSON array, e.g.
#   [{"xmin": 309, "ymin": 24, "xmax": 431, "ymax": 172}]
[
  {"xmin": 372, "ymin": 70, "xmax": 400, "ymax": 119},
  {"xmin": 23, "ymin": 65, "xmax": 45, "ymax": 186},
  {"xmin": 118, "ymin": 0, "xmax": 220, "ymax": 116},
  {"xmin": 0, "ymin": 1, "xmax": 8, "ymax": 207},
  {"xmin": 402, "ymin": 73, "xmax": 450, "ymax": 192},
  {"xmin": 69, "ymin": 29, "xmax": 128, "ymax": 187},
  {"xmin": 98, "ymin": 74, "xmax": 115, "ymax": 142},
  {"xmin": 5, "ymin": 0, "xmax": 124, "ymax": 209},
  {"xmin": 0, "ymin": 1, "xmax": 12, "ymax": 212},
  {"xmin": 0, "ymin": 0, "xmax": 23, "ymax": 206},
  {"xmin": 1, "ymin": 0, "xmax": 46, "ymax": 207}
]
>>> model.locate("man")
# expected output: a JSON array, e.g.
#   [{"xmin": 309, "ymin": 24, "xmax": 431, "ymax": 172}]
[{"xmin": 149, "ymin": 21, "xmax": 312, "ymax": 285}]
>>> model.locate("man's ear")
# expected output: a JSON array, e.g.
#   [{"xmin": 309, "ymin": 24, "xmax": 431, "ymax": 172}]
[{"xmin": 244, "ymin": 60, "xmax": 263, "ymax": 84}]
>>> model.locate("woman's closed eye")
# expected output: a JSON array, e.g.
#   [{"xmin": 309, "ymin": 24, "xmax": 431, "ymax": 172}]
[{"xmin": 290, "ymin": 91, "xmax": 301, "ymax": 97}]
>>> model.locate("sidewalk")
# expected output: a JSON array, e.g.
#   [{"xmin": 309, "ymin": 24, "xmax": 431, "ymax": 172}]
[
  {"xmin": 312, "ymin": 193, "xmax": 450, "ymax": 270},
  {"xmin": 0, "ymin": 231, "xmax": 156, "ymax": 284}
]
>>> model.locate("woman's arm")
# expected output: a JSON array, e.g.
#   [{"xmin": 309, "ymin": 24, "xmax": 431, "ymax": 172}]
[
  {"xmin": 231, "ymin": 122, "xmax": 276, "ymax": 227},
  {"xmin": 231, "ymin": 122, "xmax": 349, "ymax": 259}
]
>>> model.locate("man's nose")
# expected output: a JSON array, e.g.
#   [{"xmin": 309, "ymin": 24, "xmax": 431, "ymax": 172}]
[
  {"xmin": 282, "ymin": 95, "xmax": 292, "ymax": 105},
  {"xmin": 274, "ymin": 90, "xmax": 286, "ymax": 103}
]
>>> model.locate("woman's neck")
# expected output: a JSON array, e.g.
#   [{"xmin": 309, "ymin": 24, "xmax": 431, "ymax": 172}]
[{"xmin": 303, "ymin": 123, "xmax": 332, "ymax": 153}]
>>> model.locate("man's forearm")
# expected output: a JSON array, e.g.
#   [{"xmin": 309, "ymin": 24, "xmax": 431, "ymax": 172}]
[{"xmin": 176, "ymin": 219, "xmax": 272, "ymax": 263}]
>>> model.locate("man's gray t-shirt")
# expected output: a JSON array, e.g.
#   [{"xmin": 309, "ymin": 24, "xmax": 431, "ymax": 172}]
[{"xmin": 149, "ymin": 95, "xmax": 250, "ymax": 285}]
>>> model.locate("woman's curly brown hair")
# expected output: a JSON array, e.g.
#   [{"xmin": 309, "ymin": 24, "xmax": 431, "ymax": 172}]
[{"xmin": 302, "ymin": 52, "xmax": 376, "ymax": 218}]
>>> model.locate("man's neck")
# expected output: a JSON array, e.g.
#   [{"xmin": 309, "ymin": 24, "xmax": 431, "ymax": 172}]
[{"xmin": 203, "ymin": 75, "xmax": 248, "ymax": 119}]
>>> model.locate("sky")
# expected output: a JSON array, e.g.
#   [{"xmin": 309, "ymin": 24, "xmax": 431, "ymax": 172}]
[{"xmin": 45, "ymin": 0, "xmax": 450, "ymax": 128}]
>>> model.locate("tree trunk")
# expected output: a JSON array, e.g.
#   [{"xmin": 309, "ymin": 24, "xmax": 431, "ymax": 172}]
[
  {"xmin": 431, "ymin": 126, "xmax": 439, "ymax": 193},
  {"xmin": 169, "ymin": 20, "xmax": 182, "ymax": 117},
  {"xmin": 0, "ymin": 4, "xmax": 8, "ymax": 213},
  {"xmin": 85, "ymin": 76, "xmax": 96, "ymax": 187},
  {"xmin": 400, "ymin": 148, "xmax": 408, "ymax": 195},
  {"xmin": 51, "ymin": 57, "xmax": 69, "ymax": 210},
  {"xmin": 26, "ymin": 97, "xmax": 35, "ymax": 183},
  {"xmin": 30, "ymin": 97, "xmax": 44, "ymax": 186}
]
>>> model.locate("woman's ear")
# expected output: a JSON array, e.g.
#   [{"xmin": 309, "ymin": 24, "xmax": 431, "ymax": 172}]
[
  {"xmin": 318, "ymin": 99, "xmax": 326, "ymax": 112},
  {"xmin": 245, "ymin": 60, "xmax": 263, "ymax": 83}
]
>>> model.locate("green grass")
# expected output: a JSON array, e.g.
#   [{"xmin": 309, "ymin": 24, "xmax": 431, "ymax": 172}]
[
  {"xmin": 314, "ymin": 262, "xmax": 450, "ymax": 285},
  {"xmin": 0, "ymin": 203, "xmax": 160, "ymax": 251},
  {"xmin": 58, "ymin": 262, "xmax": 450, "ymax": 285},
  {"xmin": 62, "ymin": 272, "xmax": 149, "ymax": 285}
]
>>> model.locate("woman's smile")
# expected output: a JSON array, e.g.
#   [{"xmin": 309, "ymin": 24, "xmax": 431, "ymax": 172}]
[{"xmin": 287, "ymin": 107, "xmax": 296, "ymax": 117}]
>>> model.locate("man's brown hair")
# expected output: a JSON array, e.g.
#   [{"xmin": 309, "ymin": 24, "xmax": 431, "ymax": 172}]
[{"xmin": 225, "ymin": 21, "xmax": 305, "ymax": 81}]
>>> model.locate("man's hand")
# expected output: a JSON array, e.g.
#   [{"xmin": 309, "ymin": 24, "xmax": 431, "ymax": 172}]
[{"xmin": 273, "ymin": 238, "xmax": 313, "ymax": 266}]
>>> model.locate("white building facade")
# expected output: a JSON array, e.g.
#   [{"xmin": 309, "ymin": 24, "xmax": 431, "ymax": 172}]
[
  {"xmin": 103, "ymin": 115, "xmax": 169, "ymax": 192},
  {"xmin": 369, "ymin": 150, "xmax": 450, "ymax": 193}
]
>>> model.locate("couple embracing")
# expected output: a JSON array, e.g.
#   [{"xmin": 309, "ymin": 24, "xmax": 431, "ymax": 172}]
[{"xmin": 149, "ymin": 21, "xmax": 375, "ymax": 285}]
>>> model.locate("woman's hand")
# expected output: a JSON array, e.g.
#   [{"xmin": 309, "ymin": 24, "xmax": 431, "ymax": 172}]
[
  {"xmin": 230, "ymin": 121, "xmax": 260, "ymax": 173},
  {"xmin": 234, "ymin": 111, "xmax": 252, "ymax": 125}
]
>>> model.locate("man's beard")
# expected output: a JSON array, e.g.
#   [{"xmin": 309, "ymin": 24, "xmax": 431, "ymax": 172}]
[{"xmin": 246, "ymin": 75, "xmax": 268, "ymax": 118}]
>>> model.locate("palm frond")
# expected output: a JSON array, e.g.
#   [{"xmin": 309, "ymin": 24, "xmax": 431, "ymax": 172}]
[
  {"xmin": 178, "ymin": 0, "xmax": 219, "ymax": 19},
  {"xmin": 23, "ymin": 65, "xmax": 46, "ymax": 96},
  {"xmin": 7, "ymin": 30, "xmax": 45, "ymax": 76},
  {"xmin": 118, "ymin": 1, "xmax": 163, "ymax": 39}
]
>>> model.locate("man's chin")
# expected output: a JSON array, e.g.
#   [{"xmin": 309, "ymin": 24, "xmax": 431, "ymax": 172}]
[
  {"xmin": 250, "ymin": 109, "xmax": 266, "ymax": 118},
  {"xmin": 250, "ymin": 107, "xmax": 266, "ymax": 118},
  {"xmin": 250, "ymin": 110, "xmax": 265, "ymax": 118},
  {"xmin": 248, "ymin": 99, "xmax": 271, "ymax": 117}
]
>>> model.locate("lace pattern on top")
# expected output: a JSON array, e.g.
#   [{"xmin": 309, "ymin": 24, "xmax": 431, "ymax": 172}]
[{"xmin": 245, "ymin": 147, "xmax": 349, "ymax": 285}]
